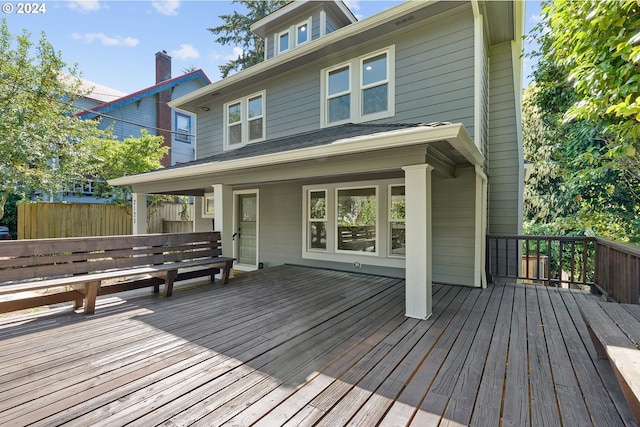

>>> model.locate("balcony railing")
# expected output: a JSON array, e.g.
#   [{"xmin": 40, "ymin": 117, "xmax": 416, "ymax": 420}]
[{"xmin": 487, "ymin": 235, "xmax": 640, "ymax": 304}]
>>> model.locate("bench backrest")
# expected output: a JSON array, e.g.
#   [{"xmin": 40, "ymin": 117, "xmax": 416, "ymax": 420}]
[{"xmin": 0, "ymin": 232, "xmax": 222, "ymax": 283}]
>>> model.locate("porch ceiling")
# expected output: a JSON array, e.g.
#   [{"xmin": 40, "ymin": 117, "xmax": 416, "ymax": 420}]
[{"xmin": 109, "ymin": 122, "xmax": 482, "ymax": 196}]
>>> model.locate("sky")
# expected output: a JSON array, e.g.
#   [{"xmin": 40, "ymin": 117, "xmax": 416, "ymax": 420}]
[{"xmin": 3, "ymin": 0, "xmax": 543, "ymax": 95}]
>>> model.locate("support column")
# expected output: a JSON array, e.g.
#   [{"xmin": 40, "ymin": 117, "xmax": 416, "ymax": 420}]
[
  {"xmin": 211, "ymin": 184, "xmax": 234, "ymax": 259},
  {"xmin": 475, "ymin": 165, "xmax": 488, "ymax": 288},
  {"xmin": 132, "ymin": 193, "xmax": 148, "ymax": 235},
  {"xmin": 402, "ymin": 164, "xmax": 434, "ymax": 320}
]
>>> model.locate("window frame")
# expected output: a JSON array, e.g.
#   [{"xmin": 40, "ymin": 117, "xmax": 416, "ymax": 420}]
[
  {"xmin": 174, "ymin": 111, "xmax": 192, "ymax": 143},
  {"xmin": 307, "ymin": 189, "xmax": 328, "ymax": 252},
  {"xmin": 320, "ymin": 45, "xmax": 395, "ymax": 127},
  {"xmin": 388, "ymin": 184, "xmax": 406, "ymax": 258},
  {"xmin": 296, "ymin": 17, "xmax": 312, "ymax": 46},
  {"xmin": 325, "ymin": 64, "xmax": 352, "ymax": 126},
  {"xmin": 335, "ymin": 185, "xmax": 379, "ymax": 256},
  {"xmin": 277, "ymin": 29, "xmax": 290, "ymax": 54},
  {"xmin": 223, "ymin": 90, "xmax": 266, "ymax": 150}
]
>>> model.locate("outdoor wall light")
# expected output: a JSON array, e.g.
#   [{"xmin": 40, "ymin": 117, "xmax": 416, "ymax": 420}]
[{"xmin": 201, "ymin": 106, "xmax": 210, "ymax": 111}]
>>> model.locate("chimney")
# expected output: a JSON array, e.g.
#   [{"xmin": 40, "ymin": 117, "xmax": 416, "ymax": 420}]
[
  {"xmin": 156, "ymin": 51, "xmax": 172, "ymax": 167},
  {"xmin": 156, "ymin": 50, "xmax": 172, "ymax": 84}
]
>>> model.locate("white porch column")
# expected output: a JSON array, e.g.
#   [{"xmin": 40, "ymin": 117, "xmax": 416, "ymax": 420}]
[
  {"xmin": 131, "ymin": 193, "xmax": 148, "ymax": 235},
  {"xmin": 211, "ymin": 184, "xmax": 234, "ymax": 259},
  {"xmin": 475, "ymin": 165, "xmax": 489, "ymax": 288},
  {"xmin": 402, "ymin": 164, "xmax": 434, "ymax": 320}
]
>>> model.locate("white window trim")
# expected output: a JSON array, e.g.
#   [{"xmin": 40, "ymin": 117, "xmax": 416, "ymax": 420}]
[
  {"xmin": 277, "ymin": 29, "xmax": 291, "ymax": 54},
  {"xmin": 307, "ymin": 189, "xmax": 328, "ymax": 252},
  {"xmin": 302, "ymin": 179, "xmax": 404, "ymax": 269},
  {"xmin": 323, "ymin": 63, "xmax": 352, "ymax": 126},
  {"xmin": 320, "ymin": 45, "xmax": 395, "ymax": 128},
  {"xmin": 296, "ymin": 17, "xmax": 312, "ymax": 46},
  {"xmin": 223, "ymin": 90, "xmax": 266, "ymax": 150},
  {"xmin": 388, "ymin": 184, "xmax": 406, "ymax": 258}
]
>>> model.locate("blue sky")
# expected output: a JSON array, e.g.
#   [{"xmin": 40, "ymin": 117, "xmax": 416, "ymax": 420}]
[{"xmin": 4, "ymin": 0, "xmax": 542, "ymax": 94}]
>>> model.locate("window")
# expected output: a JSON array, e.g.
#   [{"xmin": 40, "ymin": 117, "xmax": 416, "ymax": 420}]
[
  {"xmin": 308, "ymin": 190, "xmax": 327, "ymax": 250},
  {"xmin": 389, "ymin": 185, "xmax": 405, "ymax": 256},
  {"xmin": 278, "ymin": 31, "xmax": 290, "ymax": 53},
  {"xmin": 296, "ymin": 19, "xmax": 310, "ymax": 45},
  {"xmin": 322, "ymin": 46, "xmax": 395, "ymax": 127},
  {"xmin": 224, "ymin": 91, "xmax": 265, "ymax": 149},
  {"xmin": 174, "ymin": 112, "xmax": 192, "ymax": 143},
  {"xmin": 327, "ymin": 66, "xmax": 351, "ymax": 123},
  {"xmin": 202, "ymin": 192, "xmax": 215, "ymax": 218},
  {"xmin": 337, "ymin": 187, "xmax": 377, "ymax": 253}
]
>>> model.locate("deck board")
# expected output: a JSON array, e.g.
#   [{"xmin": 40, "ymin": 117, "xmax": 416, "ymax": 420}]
[{"xmin": 0, "ymin": 265, "xmax": 636, "ymax": 427}]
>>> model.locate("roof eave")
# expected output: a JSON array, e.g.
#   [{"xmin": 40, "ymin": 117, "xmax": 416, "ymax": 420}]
[{"xmin": 108, "ymin": 123, "xmax": 482, "ymax": 187}]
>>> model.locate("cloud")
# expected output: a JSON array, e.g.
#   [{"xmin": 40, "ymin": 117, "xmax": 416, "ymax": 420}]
[
  {"xmin": 530, "ymin": 14, "xmax": 543, "ymax": 24},
  {"xmin": 152, "ymin": 0, "xmax": 180, "ymax": 16},
  {"xmin": 68, "ymin": 0, "xmax": 101, "ymax": 13},
  {"xmin": 343, "ymin": 0, "xmax": 360, "ymax": 12},
  {"xmin": 171, "ymin": 44, "xmax": 200, "ymax": 60},
  {"xmin": 225, "ymin": 47, "xmax": 243, "ymax": 61},
  {"xmin": 71, "ymin": 32, "xmax": 139, "ymax": 47}
]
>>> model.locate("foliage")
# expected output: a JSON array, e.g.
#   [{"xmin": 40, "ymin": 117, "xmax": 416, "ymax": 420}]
[
  {"xmin": 0, "ymin": 19, "xmax": 111, "ymax": 221},
  {"xmin": 208, "ymin": 0, "xmax": 289, "ymax": 78},
  {"xmin": 92, "ymin": 130, "xmax": 168, "ymax": 204},
  {"xmin": 526, "ymin": 1, "xmax": 640, "ymax": 243}
]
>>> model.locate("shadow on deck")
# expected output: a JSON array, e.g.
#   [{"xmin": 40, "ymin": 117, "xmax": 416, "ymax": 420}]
[{"xmin": 0, "ymin": 265, "xmax": 636, "ymax": 426}]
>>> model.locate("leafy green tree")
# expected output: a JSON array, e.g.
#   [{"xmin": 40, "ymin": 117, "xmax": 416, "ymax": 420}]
[
  {"xmin": 94, "ymin": 130, "xmax": 169, "ymax": 204},
  {"xmin": 208, "ymin": 0, "xmax": 289, "ymax": 77},
  {"xmin": 0, "ymin": 19, "xmax": 110, "ymax": 221},
  {"xmin": 527, "ymin": 1, "xmax": 640, "ymax": 242}
]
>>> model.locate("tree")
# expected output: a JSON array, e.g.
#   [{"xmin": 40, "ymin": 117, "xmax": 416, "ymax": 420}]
[
  {"xmin": 92, "ymin": 130, "xmax": 169, "ymax": 204},
  {"xmin": 208, "ymin": 0, "xmax": 289, "ymax": 78},
  {"xmin": 527, "ymin": 1, "xmax": 640, "ymax": 242},
  {"xmin": 0, "ymin": 19, "xmax": 110, "ymax": 221}
]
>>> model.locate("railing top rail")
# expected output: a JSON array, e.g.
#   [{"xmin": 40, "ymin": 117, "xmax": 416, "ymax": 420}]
[
  {"xmin": 487, "ymin": 235, "xmax": 596, "ymax": 243},
  {"xmin": 595, "ymin": 237, "xmax": 640, "ymax": 257}
]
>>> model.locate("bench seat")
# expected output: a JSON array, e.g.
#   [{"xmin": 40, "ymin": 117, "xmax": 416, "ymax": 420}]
[
  {"xmin": 579, "ymin": 298, "xmax": 640, "ymax": 424},
  {"xmin": 0, "ymin": 232, "xmax": 234, "ymax": 315}
]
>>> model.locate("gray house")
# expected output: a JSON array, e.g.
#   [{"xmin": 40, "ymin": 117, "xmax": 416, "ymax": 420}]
[{"xmin": 111, "ymin": 0, "xmax": 524, "ymax": 319}]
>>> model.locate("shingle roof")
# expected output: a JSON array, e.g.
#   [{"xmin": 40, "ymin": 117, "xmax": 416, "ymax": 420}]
[{"xmin": 165, "ymin": 123, "xmax": 425, "ymax": 170}]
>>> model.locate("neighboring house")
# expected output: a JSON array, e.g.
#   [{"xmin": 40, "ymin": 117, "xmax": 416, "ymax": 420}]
[
  {"xmin": 63, "ymin": 52, "xmax": 211, "ymax": 203},
  {"xmin": 110, "ymin": 0, "xmax": 524, "ymax": 319}
]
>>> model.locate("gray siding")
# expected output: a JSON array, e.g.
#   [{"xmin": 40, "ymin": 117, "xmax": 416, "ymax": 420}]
[
  {"xmin": 432, "ymin": 168, "xmax": 476, "ymax": 286},
  {"xmin": 487, "ymin": 42, "xmax": 522, "ymax": 234},
  {"xmin": 98, "ymin": 98, "xmax": 157, "ymax": 140},
  {"xmin": 196, "ymin": 4, "xmax": 475, "ymax": 158}
]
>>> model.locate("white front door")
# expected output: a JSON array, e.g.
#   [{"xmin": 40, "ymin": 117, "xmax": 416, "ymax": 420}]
[{"xmin": 234, "ymin": 190, "xmax": 259, "ymax": 270}]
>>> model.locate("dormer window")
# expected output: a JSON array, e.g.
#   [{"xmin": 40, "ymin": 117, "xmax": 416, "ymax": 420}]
[
  {"xmin": 296, "ymin": 18, "xmax": 311, "ymax": 45},
  {"xmin": 278, "ymin": 30, "xmax": 290, "ymax": 54}
]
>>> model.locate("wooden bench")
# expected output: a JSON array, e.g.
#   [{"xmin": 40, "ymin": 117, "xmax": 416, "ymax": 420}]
[
  {"xmin": 578, "ymin": 298, "xmax": 640, "ymax": 423},
  {"xmin": 0, "ymin": 231, "xmax": 235, "ymax": 315}
]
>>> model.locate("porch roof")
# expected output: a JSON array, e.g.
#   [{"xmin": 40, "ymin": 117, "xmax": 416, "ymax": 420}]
[{"xmin": 109, "ymin": 122, "xmax": 482, "ymax": 195}]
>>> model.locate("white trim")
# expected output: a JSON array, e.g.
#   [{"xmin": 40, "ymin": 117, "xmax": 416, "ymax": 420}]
[
  {"xmin": 475, "ymin": 165, "xmax": 488, "ymax": 288},
  {"xmin": 306, "ymin": 188, "xmax": 328, "ymax": 252},
  {"xmin": 319, "ymin": 10, "xmax": 327, "ymax": 37},
  {"xmin": 202, "ymin": 191, "xmax": 215, "ymax": 218},
  {"xmin": 296, "ymin": 17, "xmax": 312, "ymax": 46},
  {"xmin": 109, "ymin": 124, "xmax": 480, "ymax": 187},
  {"xmin": 233, "ymin": 189, "xmax": 260, "ymax": 271},
  {"xmin": 472, "ymin": 1, "xmax": 483, "ymax": 152},
  {"xmin": 277, "ymin": 29, "xmax": 291, "ymax": 54}
]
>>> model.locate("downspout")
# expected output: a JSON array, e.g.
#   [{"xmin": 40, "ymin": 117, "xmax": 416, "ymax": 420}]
[{"xmin": 476, "ymin": 165, "xmax": 489, "ymax": 288}]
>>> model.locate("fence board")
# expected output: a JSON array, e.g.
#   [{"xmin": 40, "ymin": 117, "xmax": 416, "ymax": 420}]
[{"xmin": 18, "ymin": 202, "xmax": 132, "ymax": 239}]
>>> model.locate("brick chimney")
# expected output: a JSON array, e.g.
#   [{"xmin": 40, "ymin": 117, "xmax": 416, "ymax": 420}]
[{"xmin": 156, "ymin": 51, "xmax": 172, "ymax": 167}]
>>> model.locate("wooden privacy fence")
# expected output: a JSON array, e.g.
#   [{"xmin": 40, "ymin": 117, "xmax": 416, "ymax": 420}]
[
  {"xmin": 18, "ymin": 202, "xmax": 131, "ymax": 239},
  {"xmin": 487, "ymin": 235, "xmax": 640, "ymax": 304}
]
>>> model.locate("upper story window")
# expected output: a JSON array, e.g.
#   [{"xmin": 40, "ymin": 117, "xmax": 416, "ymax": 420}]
[
  {"xmin": 174, "ymin": 112, "xmax": 192, "ymax": 143},
  {"xmin": 278, "ymin": 30, "xmax": 290, "ymax": 54},
  {"xmin": 224, "ymin": 90, "xmax": 266, "ymax": 150},
  {"xmin": 296, "ymin": 18, "xmax": 311, "ymax": 45},
  {"xmin": 321, "ymin": 46, "xmax": 395, "ymax": 127}
]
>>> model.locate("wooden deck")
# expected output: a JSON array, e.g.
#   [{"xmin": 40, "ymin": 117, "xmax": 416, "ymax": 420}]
[{"xmin": 0, "ymin": 265, "xmax": 637, "ymax": 426}]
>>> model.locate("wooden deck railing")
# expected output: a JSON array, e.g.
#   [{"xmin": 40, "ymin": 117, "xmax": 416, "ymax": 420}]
[
  {"xmin": 486, "ymin": 235, "xmax": 640, "ymax": 304},
  {"xmin": 594, "ymin": 238, "xmax": 640, "ymax": 304}
]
